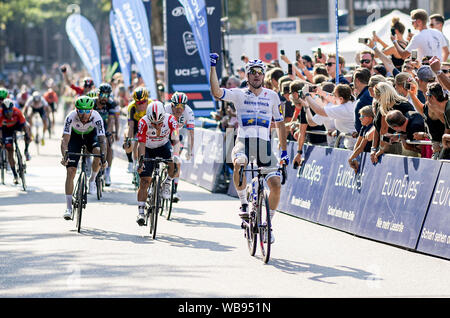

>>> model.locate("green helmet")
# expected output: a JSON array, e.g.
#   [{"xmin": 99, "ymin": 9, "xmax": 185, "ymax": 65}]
[
  {"xmin": 0, "ymin": 87, "xmax": 8, "ymax": 99},
  {"xmin": 75, "ymin": 96, "xmax": 94, "ymax": 110},
  {"xmin": 86, "ymin": 90, "xmax": 98, "ymax": 98}
]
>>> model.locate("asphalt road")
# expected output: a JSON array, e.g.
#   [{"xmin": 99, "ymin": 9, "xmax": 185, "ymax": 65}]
[{"xmin": 0, "ymin": 114, "xmax": 449, "ymax": 299}]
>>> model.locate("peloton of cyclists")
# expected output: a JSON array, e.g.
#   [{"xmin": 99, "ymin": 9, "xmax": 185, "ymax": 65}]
[
  {"xmin": 60, "ymin": 96, "xmax": 108, "ymax": 220},
  {"xmin": 135, "ymin": 101, "xmax": 180, "ymax": 226},
  {"xmin": 164, "ymin": 91, "xmax": 195, "ymax": 202},
  {"xmin": 0, "ymin": 98, "xmax": 32, "ymax": 183}
]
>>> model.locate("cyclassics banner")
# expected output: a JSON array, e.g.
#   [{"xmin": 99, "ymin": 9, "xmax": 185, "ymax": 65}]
[
  {"xmin": 110, "ymin": 10, "xmax": 132, "ymax": 88},
  {"xmin": 112, "ymin": 0, "xmax": 158, "ymax": 99},
  {"xmin": 65, "ymin": 14, "xmax": 102, "ymax": 87}
]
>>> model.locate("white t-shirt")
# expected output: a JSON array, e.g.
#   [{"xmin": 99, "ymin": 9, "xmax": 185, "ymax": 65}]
[
  {"xmin": 311, "ymin": 104, "xmax": 337, "ymax": 146},
  {"xmin": 324, "ymin": 100, "xmax": 356, "ymax": 149},
  {"xmin": 405, "ymin": 28, "xmax": 448, "ymax": 61},
  {"xmin": 220, "ymin": 87, "xmax": 283, "ymax": 141}
]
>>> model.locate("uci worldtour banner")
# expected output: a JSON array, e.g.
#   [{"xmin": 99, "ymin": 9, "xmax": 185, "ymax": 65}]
[
  {"xmin": 113, "ymin": 0, "xmax": 158, "ymax": 99},
  {"xmin": 65, "ymin": 14, "xmax": 102, "ymax": 87},
  {"xmin": 110, "ymin": 10, "xmax": 132, "ymax": 88},
  {"xmin": 166, "ymin": 0, "xmax": 222, "ymax": 116}
]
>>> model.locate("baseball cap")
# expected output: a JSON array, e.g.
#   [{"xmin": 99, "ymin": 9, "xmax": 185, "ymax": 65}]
[{"xmin": 417, "ymin": 65, "xmax": 435, "ymax": 82}]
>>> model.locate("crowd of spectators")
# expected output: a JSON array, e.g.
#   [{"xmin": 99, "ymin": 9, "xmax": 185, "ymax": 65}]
[{"xmin": 214, "ymin": 9, "xmax": 450, "ymax": 171}]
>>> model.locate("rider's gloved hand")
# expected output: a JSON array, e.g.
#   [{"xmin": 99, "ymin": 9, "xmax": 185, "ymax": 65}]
[
  {"xmin": 210, "ymin": 53, "xmax": 219, "ymax": 67},
  {"xmin": 280, "ymin": 150, "xmax": 289, "ymax": 165}
]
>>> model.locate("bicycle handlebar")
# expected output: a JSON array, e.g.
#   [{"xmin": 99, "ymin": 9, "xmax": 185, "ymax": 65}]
[{"xmin": 238, "ymin": 163, "xmax": 287, "ymax": 187}]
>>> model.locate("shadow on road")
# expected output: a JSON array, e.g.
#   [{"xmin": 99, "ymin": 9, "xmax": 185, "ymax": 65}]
[
  {"xmin": 269, "ymin": 258, "xmax": 381, "ymax": 285},
  {"xmin": 156, "ymin": 233, "xmax": 236, "ymax": 252}
]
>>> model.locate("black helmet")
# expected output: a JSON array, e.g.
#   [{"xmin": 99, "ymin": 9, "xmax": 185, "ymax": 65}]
[{"xmin": 98, "ymin": 83, "xmax": 112, "ymax": 96}]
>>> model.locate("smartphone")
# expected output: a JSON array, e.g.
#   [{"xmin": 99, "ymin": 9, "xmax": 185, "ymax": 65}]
[
  {"xmin": 60, "ymin": 65, "xmax": 67, "ymax": 73},
  {"xmin": 296, "ymin": 50, "xmax": 300, "ymax": 61},
  {"xmin": 404, "ymin": 82, "xmax": 411, "ymax": 90},
  {"xmin": 280, "ymin": 50, "xmax": 285, "ymax": 56},
  {"xmin": 317, "ymin": 48, "xmax": 322, "ymax": 59},
  {"xmin": 382, "ymin": 136, "xmax": 391, "ymax": 143},
  {"xmin": 288, "ymin": 64, "xmax": 293, "ymax": 75},
  {"xmin": 411, "ymin": 50, "xmax": 417, "ymax": 61},
  {"xmin": 391, "ymin": 28, "xmax": 396, "ymax": 36},
  {"xmin": 408, "ymin": 28, "xmax": 411, "ymax": 33},
  {"xmin": 358, "ymin": 38, "xmax": 369, "ymax": 44}
]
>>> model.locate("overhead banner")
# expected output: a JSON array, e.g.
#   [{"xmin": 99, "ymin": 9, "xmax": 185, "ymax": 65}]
[
  {"xmin": 165, "ymin": 0, "xmax": 222, "ymax": 116},
  {"xmin": 109, "ymin": 10, "xmax": 131, "ymax": 88},
  {"xmin": 113, "ymin": 0, "xmax": 158, "ymax": 99},
  {"xmin": 65, "ymin": 14, "xmax": 102, "ymax": 87}
]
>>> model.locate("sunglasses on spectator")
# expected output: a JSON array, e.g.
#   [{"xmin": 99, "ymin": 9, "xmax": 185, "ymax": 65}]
[
  {"xmin": 249, "ymin": 68, "xmax": 264, "ymax": 75},
  {"xmin": 442, "ymin": 69, "xmax": 449, "ymax": 73},
  {"xmin": 325, "ymin": 62, "xmax": 335, "ymax": 67},
  {"xmin": 77, "ymin": 109, "xmax": 92, "ymax": 114},
  {"xmin": 360, "ymin": 59, "xmax": 371, "ymax": 64}
]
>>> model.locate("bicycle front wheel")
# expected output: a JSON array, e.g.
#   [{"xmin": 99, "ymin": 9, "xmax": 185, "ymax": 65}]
[
  {"xmin": 245, "ymin": 186, "xmax": 257, "ymax": 256},
  {"xmin": 76, "ymin": 172, "xmax": 85, "ymax": 233},
  {"xmin": 258, "ymin": 189, "xmax": 271, "ymax": 264},
  {"xmin": 150, "ymin": 177, "xmax": 161, "ymax": 239}
]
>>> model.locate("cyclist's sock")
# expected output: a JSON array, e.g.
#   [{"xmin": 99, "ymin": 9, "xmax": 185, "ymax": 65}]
[
  {"xmin": 89, "ymin": 171, "xmax": 98, "ymax": 183},
  {"xmin": 138, "ymin": 201, "xmax": 145, "ymax": 214},
  {"xmin": 174, "ymin": 179, "xmax": 179, "ymax": 193},
  {"xmin": 237, "ymin": 189, "xmax": 248, "ymax": 205},
  {"xmin": 106, "ymin": 167, "xmax": 111, "ymax": 177},
  {"xmin": 126, "ymin": 152, "xmax": 133, "ymax": 163},
  {"xmin": 270, "ymin": 209, "xmax": 276, "ymax": 220},
  {"xmin": 66, "ymin": 195, "xmax": 72, "ymax": 210}
]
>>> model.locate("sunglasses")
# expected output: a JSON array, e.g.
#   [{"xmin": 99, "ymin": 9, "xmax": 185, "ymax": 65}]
[
  {"xmin": 136, "ymin": 100, "xmax": 147, "ymax": 105},
  {"xmin": 99, "ymin": 93, "xmax": 110, "ymax": 98},
  {"xmin": 249, "ymin": 68, "xmax": 264, "ymax": 75},
  {"xmin": 173, "ymin": 103, "xmax": 185, "ymax": 109},
  {"xmin": 77, "ymin": 109, "xmax": 92, "ymax": 114},
  {"xmin": 442, "ymin": 69, "xmax": 449, "ymax": 74},
  {"xmin": 360, "ymin": 59, "xmax": 371, "ymax": 64},
  {"xmin": 325, "ymin": 62, "xmax": 335, "ymax": 67}
]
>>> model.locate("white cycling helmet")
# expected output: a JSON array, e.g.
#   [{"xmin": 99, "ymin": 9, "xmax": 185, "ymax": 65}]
[
  {"xmin": 146, "ymin": 101, "xmax": 165, "ymax": 124},
  {"xmin": 245, "ymin": 59, "xmax": 266, "ymax": 74}
]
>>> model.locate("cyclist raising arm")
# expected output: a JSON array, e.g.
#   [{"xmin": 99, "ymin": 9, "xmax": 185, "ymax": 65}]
[
  {"xmin": 60, "ymin": 96, "xmax": 107, "ymax": 220},
  {"xmin": 209, "ymin": 53, "xmax": 288, "ymax": 241},
  {"xmin": 136, "ymin": 101, "xmax": 180, "ymax": 226}
]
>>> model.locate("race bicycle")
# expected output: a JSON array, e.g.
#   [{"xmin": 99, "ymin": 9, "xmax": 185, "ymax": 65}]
[
  {"xmin": 238, "ymin": 160, "xmax": 286, "ymax": 264},
  {"xmin": 139, "ymin": 156, "xmax": 173, "ymax": 239},
  {"xmin": 65, "ymin": 145, "xmax": 104, "ymax": 233}
]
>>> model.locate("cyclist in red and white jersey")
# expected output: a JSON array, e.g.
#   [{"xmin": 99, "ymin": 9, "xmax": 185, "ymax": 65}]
[
  {"xmin": 136, "ymin": 101, "xmax": 181, "ymax": 226},
  {"xmin": 164, "ymin": 91, "xmax": 195, "ymax": 202}
]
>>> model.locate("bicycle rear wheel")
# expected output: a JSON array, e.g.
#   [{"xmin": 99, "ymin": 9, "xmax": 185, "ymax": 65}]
[
  {"xmin": 0, "ymin": 148, "xmax": 6, "ymax": 185},
  {"xmin": 258, "ymin": 189, "xmax": 271, "ymax": 264},
  {"xmin": 245, "ymin": 185, "xmax": 257, "ymax": 256},
  {"xmin": 16, "ymin": 149, "xmax": 26, "ymax": 191},
  {"xmin": 75, "ymin": 172, "xmax": 85, "ymax": 233}
]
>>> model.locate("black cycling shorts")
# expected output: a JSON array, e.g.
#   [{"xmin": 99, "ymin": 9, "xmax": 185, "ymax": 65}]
[
  {"xmin": 66, "ymin": 131, "xmax": 99, "ymax": 168},
  {"xmin": 139, "ymin": 141, "xmax": 173, "ymax": 178},
  {"xmin": 1, "ymin": 124, "xmax": 24, "ymax": 148}
]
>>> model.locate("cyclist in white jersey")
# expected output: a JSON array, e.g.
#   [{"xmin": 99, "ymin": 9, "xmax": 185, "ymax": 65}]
[
  {"xmin": 164, "ymin": 91, "xmax": 195, "ymax": 202},
  {"xmin": 209, "ymin": 54, "xmax": 289, "ymax": 242},
  {"xmin": 60, "ymin": 96, "xmax": 107, "ymax": 220},
  {"xmin": 135, "ymin": 101, "xmax": 181, "ymax": 226},
  {"xmin": 22, "ymin": 91, "xmax": 51, "ymax": 145}
]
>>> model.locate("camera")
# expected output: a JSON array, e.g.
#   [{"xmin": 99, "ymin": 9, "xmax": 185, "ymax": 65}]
[
  {"xmin": 358, "ymin": 38, "xmax": 369, "ymax": 44},
  {"xmin": 404, "ymin": 82, "xmax": 411, "ymax": 90},
  {"xmin": 60, "ymin": 65, "xmax": 67, "ymax": 73},
  {"xmin": 296, "ymin": 50, "xmax": 301, "ymax": 61}
]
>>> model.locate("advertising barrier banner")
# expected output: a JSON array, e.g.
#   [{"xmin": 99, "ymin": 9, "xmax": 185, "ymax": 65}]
[
  {"xmin": 315, "ymin": 149, "xmax": 374, "ymax": 233},
  {"xmin": 356, "ymin": 155, "xmax": 442, "ymax": 249},
  {"xmin": 416, "ymin": 162, "xmax": 450, "ymax": 259},
  {"xmin": 165, "ymin": 0, "xmax": 222, "ymax": 116},
  {"xmin": 278, "ymin": 143, "xmax": 335, "ymax": 223},
  {"xmin": 113, "ymin": 0, "xmax": 158, "ymax": 99},
  {"xmin": 65, "ymin": 14, "xmax": 102, "ymax": 87}
]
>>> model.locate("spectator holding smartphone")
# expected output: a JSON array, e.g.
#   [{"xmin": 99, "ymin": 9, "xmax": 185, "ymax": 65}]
[{"xmin": 392, "ymin": 9, "xmax": 449, "ymax": 62}]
